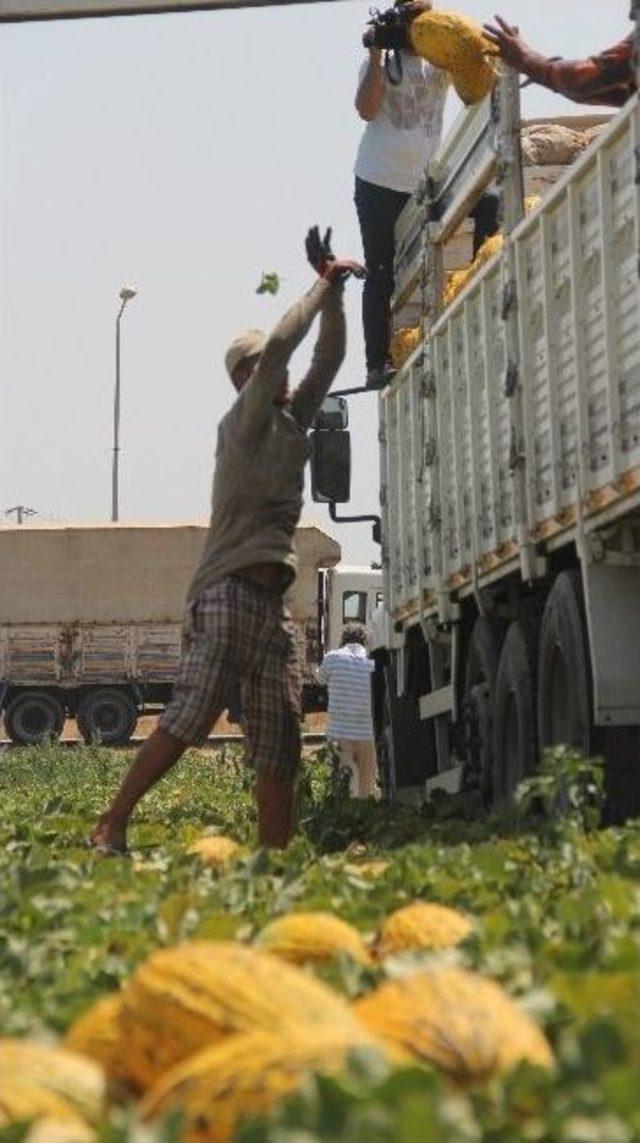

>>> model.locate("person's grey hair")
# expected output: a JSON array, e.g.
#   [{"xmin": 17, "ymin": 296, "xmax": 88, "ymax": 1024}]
[{"xmin": 341, "ymin": 622, "xmax": 368, "ymax": 648}]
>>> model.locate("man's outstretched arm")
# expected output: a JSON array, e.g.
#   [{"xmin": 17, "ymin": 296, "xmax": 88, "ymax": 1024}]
[
  {"xmin": 289, "ymin": 275, "xmax": 347, "ymax": 431},
  {"xmin": 236, "ymin": 278, "xmax": 335, "ymax": 433},
  {"xmin": 484, "ymin": 18, "xmax": 635, "ymax": 108}
]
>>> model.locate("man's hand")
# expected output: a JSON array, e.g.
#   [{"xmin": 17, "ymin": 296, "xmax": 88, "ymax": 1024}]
[
  {"xmin": 323, "ymin": 258, "xmax": 366, "ymax": 284},
  {"xmin": 305, "ymin": 226, "xmax": 366, "ymax": 282},
  {"xmin": 305, "ymin": 225, "xmax": 334, "ymax": 276},
  {"xmin": 483, "ymin": 16, "xmax": 533, "ymax": 71},
  {"xmin": 402, "ymin": 0, "xmax": 433, "ymax": 16}
]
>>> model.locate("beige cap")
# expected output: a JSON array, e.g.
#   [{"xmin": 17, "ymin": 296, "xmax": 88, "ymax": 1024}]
[{"xmin": 225, "ymin": 329, "xmax": 267, "ymax": 379}]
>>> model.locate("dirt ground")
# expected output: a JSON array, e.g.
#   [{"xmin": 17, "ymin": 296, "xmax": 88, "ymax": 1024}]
[{"xmin": 0, "ymin": 710, "xmax": 327, "ymax": 743}]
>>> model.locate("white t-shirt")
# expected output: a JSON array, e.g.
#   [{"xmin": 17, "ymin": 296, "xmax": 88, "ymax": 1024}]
[
  {"xmin": 354, "ymin": 54, "xmax": 448, "ymax": 194},
  {"xmin": 317, "ymin": 643, "xmax": 375, "ymax": 741}
]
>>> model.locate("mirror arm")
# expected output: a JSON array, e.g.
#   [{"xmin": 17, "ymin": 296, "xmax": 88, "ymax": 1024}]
[
  {"xmin": 330, "ymin": 385, "xmax": 376, "ymax": 398},
  {"xmin": 328, "ymin": 503, "xmax": 381, "ymax": 546}
]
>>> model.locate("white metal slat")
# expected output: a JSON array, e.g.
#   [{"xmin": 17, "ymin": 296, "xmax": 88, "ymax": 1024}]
[
  {"xmin": 379, "ymin": 397, "xmax": 392, "ymax": 618},
  {"xmin": 596, "ymin": 147, "xmax": 622, "ymax": 482},
  {"xmin": 409, "ymin": 367, "xmax": 426, "ymax": 609},
  {"xmin": 480, "ymin": 279, "xmax": 502, "ymax": 548},
  {"xmin": 567, "ymin": 181, "xmax": 592, "ymax": 499},
  {"xmin": 535, "ymin": 213, "xmax": 563, "ymax": 517},
  {"xmin": 434, "ymin": 334, "xmax": 452, "ymax": 596},
  {"xmin": 462, "ymin": 295, "xmax": 484, "ymax": 581},
  {"xmin": 447, "ymin": 319, "xmax": 466, "ymax": 573},
  {"xmin": 396, "ymin": 385, "xmax": 411, "ymax": 608}
]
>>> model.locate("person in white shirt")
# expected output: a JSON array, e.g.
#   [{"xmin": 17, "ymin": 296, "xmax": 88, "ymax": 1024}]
[
  {"xmin": 317, "ymin": 623, "xmax": 378, "ymax": 798},
  {"xmin": 354, "ymin": 0, "xmax": 448, "ymax": 389}
]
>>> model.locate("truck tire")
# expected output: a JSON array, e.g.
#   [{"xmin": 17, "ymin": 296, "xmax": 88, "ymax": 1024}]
[
  {"xmin": 373, "ymin": 654, "xmax": 435, "ymax": 801},
  {"xmin": 492, "ymin": 606, "xmax": 540, "ymax": 802},
  {"xmin": 537, "ymin": 570, "xmax": 591, "ymax": 754},
  {"xmin": 5, "ymin": 691, "xmax": 65, "ymax": 745},
  {"xmin": 77, "ymin": 688, "xmax": 138, "ymax": 746},
  {"xmin": 461, "ymin": 617, "xmax": 503, "ymax": 806}
]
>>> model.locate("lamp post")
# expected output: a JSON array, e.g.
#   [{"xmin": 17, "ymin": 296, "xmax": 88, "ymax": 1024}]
[{"xmin": 112, "ymin": 285, "xmax": 137, "ymax": 522}]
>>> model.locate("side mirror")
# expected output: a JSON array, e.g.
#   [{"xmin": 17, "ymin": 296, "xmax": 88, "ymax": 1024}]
[
  {"xmin": 313, "ymin": 395, "xmax": 349, "ymax": 432},
  {"xmin": 310, "ymin": 430, "xmax": 351, "ymax": 503}
]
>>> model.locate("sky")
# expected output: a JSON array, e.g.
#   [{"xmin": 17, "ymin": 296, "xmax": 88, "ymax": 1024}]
[{"xmin": 0, "ymin": 0, "xmax": 622, "ymax": 565}]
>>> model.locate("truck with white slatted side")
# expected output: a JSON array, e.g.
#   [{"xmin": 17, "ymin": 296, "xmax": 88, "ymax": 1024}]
[{"xmin": 311, "ymin": 60, "xmax": 640, "ymax": 822}]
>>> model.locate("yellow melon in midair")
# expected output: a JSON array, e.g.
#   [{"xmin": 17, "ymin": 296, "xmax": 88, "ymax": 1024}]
[
  {"xmin": 373, "ymin": 901, "xmax": 473, "ymax": 959},
  {"xmin": 355, "ymin": 967, "xmax": 554, "ymax": 1082},
  {"xmin": 256, "ymin": 911, "xmax": 371, "ymax": 966}
]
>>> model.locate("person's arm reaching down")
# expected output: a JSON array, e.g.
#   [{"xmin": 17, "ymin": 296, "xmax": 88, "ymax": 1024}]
[{"xmin": 484, "ymin": 18, "xmax": 634, "ymax": 108}]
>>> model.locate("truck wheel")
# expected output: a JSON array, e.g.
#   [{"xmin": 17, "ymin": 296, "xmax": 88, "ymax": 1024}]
[
  {"xmin": 4, "ymin": 691, "xmax": 65, "ymax": 745},
  {"xmin": 77, "ymin": 688, "xmax": 138, "ymax": 745},
  {"xmin": 461, "ymin": 617, "xmax": 503, "ymax": 806},
  {"xmin": 492, "ymin": 607, "xmax": 540, "ymax": 802},
  {"xmin": 537, "ymin": 571, "xmax": 591, "ymax": 754},
  {"xmin": 373, "ymin": 654, "xmax": 435, "ymax": 802}
]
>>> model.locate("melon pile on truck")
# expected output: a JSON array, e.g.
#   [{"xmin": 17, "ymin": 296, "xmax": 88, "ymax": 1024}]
[
  {"xmin": 0, "ymin": 522, "xmax": 381, "ymax": 745},
  {"xmin": 312, "ymin": 68, "xmax": 640, "ymax": 823}
]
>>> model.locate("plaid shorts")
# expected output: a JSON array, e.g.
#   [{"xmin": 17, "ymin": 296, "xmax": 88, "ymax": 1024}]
[{"xmin": 160, "ymin": 576, "xmax": 302, "ymax": 779}]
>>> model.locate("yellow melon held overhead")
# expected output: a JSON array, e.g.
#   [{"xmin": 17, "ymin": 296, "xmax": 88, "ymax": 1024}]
[{"xmin": 408, "ymin": 10, "xmax": 499, "ymax": 106}]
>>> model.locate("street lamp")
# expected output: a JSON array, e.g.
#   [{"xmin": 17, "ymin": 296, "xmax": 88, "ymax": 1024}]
[{"xmin": 112, "ymin": 285, "xmax": 138, "ymax": 522}]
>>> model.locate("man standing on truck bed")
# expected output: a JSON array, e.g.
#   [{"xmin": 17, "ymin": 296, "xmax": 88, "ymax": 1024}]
[
  {"xmin": 484, "ymin": 16, "xmax": 635, "ymax": 107},
  {"xmin": 90, "ymin": 230, "xmax": 363, "ymax": 852}
]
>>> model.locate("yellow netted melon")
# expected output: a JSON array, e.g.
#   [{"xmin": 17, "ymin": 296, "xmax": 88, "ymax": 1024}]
[
  {"xmin": 355, "ymin": 967, "xmax": 554, "ymax": 1082},
  {"xmin": 373, "ymin": 901, "xmax": 473, "ymax": 959},
  {"xmin": 120, "ymin": 940, "xmax": 366, "ymax": 1090},
  {"xmin": 187, "ymin": 835, "xmax": 243, "ymax": 867},
  {"xmin": 256, "ymin": 911, "xmax": 371, "ymax": 966},
  {"xmin": 64, "ymin": 994, "xmax": 129, "ymax": 1088},
  {"xmin": 0, "ymin": 1039, "xmax": 105, "ymax": 1124},
  {"xmin": 389, "ymin": 326, "xmax": 421, "ymax": 370},
  {"xmin": 139, "ymin": 1028, "xmax": 386, "ymax": 1143},
  {"xmin": 0, "ymin": 1080, "xmax": 87, "ymax": 1129},
  {"xmin": 408, "ymin": 10, "xmax": 498, "ymax": 105}
]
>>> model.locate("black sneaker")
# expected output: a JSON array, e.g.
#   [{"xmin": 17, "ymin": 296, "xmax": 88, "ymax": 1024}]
[{"xmin": 366, "ymin": 364, "xmax": 396, "ymax": 391}]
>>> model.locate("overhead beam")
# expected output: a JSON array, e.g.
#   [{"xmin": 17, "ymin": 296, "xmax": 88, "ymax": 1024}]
[{"xmin": 0, "ymin": 0, "xmax": 344, "ymax": 21}]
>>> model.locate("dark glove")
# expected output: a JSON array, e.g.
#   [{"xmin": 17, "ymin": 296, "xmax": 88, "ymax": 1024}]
[
  {"xmin": 305, "ymin": 226, "xmax": 366, "ymax": 283},
  {"xmin": 305, "ymin": 225, "xmax": 335, "ymax": 277}
]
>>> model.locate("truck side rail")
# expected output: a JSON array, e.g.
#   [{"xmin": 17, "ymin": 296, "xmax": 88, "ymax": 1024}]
[{"xmin": 381, "ymin": 86, "xmax": 640, "ymax": 625}]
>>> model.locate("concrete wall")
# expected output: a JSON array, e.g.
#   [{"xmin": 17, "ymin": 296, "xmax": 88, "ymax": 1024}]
[{"xmin": 0, "ymin": 522, "xmax": 340, "ymax": 626}]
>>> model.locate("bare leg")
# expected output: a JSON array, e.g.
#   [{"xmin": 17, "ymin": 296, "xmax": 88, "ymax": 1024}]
[
  {"xmin": 357, "ymin": 740, "xmax": 380, "ymax": 799},
  {"xmin": 90, "ymin": 726, "xmax": 186, "ymax": 852},
  {"xmin": 255, "ymin": 775, "xmax": 296, "ymax": 849}
]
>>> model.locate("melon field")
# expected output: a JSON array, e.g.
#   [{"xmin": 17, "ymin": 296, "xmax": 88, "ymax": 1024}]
[{"xmin": 1, "ymin": 741, "xmax": 639, "ymax": 1142}]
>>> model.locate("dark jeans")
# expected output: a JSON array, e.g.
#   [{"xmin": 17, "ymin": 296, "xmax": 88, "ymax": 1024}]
[{"xmin": 355, "ymin": 176, "xmax": 410, "ymax": 372}]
